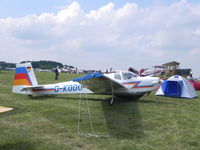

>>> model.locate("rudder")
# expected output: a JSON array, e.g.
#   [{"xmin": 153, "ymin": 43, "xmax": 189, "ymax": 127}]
[{"xmin": 12, "ymin": 62, "xmax": 38, "ymax": 94}]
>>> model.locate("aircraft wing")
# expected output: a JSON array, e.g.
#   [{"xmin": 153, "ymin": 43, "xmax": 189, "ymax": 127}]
[
  {"xmin": 21, "ymin": 85, "xmax": 45, "ymax": 91},
  {"xmin": 72, "ymin": 73, "xmax": 125, "ymax": 94}
]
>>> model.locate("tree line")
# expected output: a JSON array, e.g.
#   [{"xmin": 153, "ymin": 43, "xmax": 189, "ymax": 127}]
[{"xmin": 0, "ymin": 60, "xmax": 64, "ymax": 69}]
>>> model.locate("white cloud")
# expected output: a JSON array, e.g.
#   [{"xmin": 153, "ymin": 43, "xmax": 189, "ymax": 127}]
[{"xmin": 0, "ymin": 1, "xmax": 200, "ymax": 77}]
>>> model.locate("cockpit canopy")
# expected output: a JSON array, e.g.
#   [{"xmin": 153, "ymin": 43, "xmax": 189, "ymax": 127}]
[{"xmin": 113, "ymin": 71, "xmax": 138, "ymax": 80}]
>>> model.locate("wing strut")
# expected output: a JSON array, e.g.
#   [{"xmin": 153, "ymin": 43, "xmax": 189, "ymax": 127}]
[
  {"xmin": 109, "ymin": 81, "xmax": 114, "ymax": 105},
  {"xmin": 77, "ymin": 79, "xmax": 109, "ymax": 138}
]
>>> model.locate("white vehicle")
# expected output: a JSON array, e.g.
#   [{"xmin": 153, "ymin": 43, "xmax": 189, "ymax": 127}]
[{"xmin": 12, "ymin": 63, "xmax": 161, "ymax": 104}]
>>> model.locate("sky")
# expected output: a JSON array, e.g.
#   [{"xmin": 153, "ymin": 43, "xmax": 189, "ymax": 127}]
[{"xmin": 0, "ymin": 0, "xmax": 200, "ymax": 77}]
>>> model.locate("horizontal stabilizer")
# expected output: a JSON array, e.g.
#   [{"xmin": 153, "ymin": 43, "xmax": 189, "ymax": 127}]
[{"xmin": 21, "ymin": 85, "xmax": 44, "ymax": 91}]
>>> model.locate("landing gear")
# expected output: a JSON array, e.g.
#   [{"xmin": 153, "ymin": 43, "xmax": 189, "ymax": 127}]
[
  {"xmin": 28, "ymin": 95, "xmax": 32, "ymax": 97},
  {"xmin": 109, "ymin": 97, "xmax": 114, "ymax": 105},
  {"xmin": 146, "ymin": 92, "xmax": 151, "ymax": 96},
  {"xmin": 110, "ymin": 81, "xmax": 114, "ymax": 105}
]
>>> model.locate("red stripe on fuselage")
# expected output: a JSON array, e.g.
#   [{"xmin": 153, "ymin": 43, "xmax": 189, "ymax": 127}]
[
  {"xmin": 132, "ymin": 85, "xmax": 154, "ymax": 88},
  {"xmin": 122, "ymin": 83, "xmax": 135, "ymax": 85},
  {"xmin": 122, "ymin": 81, "xmax": 154, "ymax": 89}
]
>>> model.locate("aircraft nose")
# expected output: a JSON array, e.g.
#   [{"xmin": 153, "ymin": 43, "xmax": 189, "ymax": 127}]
[
  {"xmin": 151, "ymin": 80, "xmax": 159, "ymax": 85},
  {"xmin": 151, "ymin": 78, "xmax": 163, "ymax": 85},
  {"xmin": 159, "ymin": 79, "xmax": 164, "ymax": 84}
]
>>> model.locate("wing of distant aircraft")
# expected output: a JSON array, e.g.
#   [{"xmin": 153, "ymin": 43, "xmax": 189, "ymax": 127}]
[{"xmin": 72, "ymin": 72, "xmax": 126, "ymax": 95}]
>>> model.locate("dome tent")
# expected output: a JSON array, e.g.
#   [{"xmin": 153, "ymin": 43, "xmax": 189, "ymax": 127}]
[{"xmin": 156, "ymin": 75, "xmax": 197, "ymax": 99}]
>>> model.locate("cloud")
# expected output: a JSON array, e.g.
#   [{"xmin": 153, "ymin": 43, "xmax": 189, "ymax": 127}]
[{"xmin": 0, "ymin": 1, "xmax": 200, "ymax": 77}]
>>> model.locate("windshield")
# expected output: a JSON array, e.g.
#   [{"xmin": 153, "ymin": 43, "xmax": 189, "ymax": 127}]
[
  {"xmin": 122, "ymin": 72, "xmax": 137, "ymax": 80},
  {"xmin": 114, "ymin": 72, "xmax": 122, "ymax": 80}
]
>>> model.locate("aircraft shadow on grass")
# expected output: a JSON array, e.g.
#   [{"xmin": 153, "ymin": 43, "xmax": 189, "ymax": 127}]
[
  {"xmin": 101, "ymin": 97, "xmax": 145, "ymax": 140},
  {"xmin": 0, "ymin": 142, "xmax": 35, "ymax": 150},
  {"xmin": 28, "ymin": 95, "xmax": 145, "ymax": 140}
]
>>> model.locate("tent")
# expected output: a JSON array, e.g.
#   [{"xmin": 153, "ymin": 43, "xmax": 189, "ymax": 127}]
[{"xmin": 156, "ymin": 75, "xmax": 197, "ymax": 99}]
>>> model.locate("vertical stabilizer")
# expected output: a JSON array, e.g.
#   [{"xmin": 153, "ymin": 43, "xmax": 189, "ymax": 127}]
[{"xmin": 12, "ymin": 62, "xmax": 38, "ymax": 94}]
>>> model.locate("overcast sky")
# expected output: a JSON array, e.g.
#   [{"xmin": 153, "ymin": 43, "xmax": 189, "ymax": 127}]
[{"xmin": 0, "ymin": 0, "xmax": 200, "ymax": 77}]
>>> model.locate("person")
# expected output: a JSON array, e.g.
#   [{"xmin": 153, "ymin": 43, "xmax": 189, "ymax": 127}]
[
  {"xmin": 55, "ymin": 66, "xmax": 60, "ymax": 80},
  {"xmin": 190, "ymin": 70, "xmax": 193, "ymax": 79}
]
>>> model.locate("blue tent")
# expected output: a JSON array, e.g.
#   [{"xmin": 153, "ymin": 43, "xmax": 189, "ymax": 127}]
[
  {"xmin": 161, "ymin": 80, "xmax": 183, "ymax": 97},
  {"xmin": 156, "ymin": 75, "xmax": 197, "ymax": 99}
]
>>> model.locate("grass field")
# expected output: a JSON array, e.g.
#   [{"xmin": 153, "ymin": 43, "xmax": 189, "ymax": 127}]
[{"xmin": 0, "ymin": 71, "xmax": 200, "ymax": 150}]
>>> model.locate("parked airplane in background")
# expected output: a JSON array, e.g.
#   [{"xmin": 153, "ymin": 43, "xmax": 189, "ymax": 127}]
[{"xmin": 13, "ymin": 62, "xmax": 162, "ymax": 104}]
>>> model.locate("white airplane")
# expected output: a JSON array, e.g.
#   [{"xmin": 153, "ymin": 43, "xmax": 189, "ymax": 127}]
[
  {"xmin": 13, "ymin": 62, "xmax": 161, "ymax": 104},
  {"xmin": 72, "ymin": 70, "xmax": 161, "ymax": 103}
]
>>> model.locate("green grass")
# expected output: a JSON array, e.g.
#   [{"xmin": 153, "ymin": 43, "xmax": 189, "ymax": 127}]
[{"xmin": 0, "ymin": 71, "xmax": 200, "ymax": 150}]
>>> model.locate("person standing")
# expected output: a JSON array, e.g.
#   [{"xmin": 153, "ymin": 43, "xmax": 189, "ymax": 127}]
[
  {"xmin": 55, "ymin": 66, "xmax": 60, "ymax": 80},
  {"xmin": 190, "ymin": 70, "xmax": 193, "ymax": 79}
]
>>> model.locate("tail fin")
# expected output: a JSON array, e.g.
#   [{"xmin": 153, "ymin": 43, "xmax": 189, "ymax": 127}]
[{"xmin": 12, "ymin": 62, "xmax": 38, "ymax": 94}]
